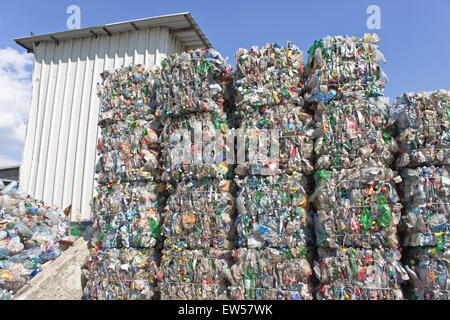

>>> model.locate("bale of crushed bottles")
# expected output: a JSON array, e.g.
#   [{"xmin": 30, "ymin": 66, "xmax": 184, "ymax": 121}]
[
  {"xmin": 304, "ymin": 33, "xmax": 388, "ymax": 103},
  {"xmin": 0, "ymin": 182, "xmax": 84, "ymax": 294},
  {"xmin": 158, "ymin": 248, "xmax": 231, "ymax": 300},
  {"xmin": 161, "ymin": 179, "xmax": 236, "ymax": 250},
  {"xmin": 97, "ymin": 65, "xmax": 158, "ymax": 122},
  {"xmin": 392, "ymin": 90, "xmax": 450, "ymax": 169},
  {"xmin": 234, "ymin": 107, "xmax": 315, "ymax": 176},
  {"xmin": 311, "ymin": 96, "xmax": 397, "ymax": 171},
  {"xmin": 403, "ymin": 247, "xmax": 449, "ymax": 300},
  {"xmin": 95, "ymin": 118, "xmax": 162, "ymax": 184},
  {"xmin": 92, "ymin": 181, "xmax": 166, "ymax": 249},
  {"xmin": 96, "ymin": 65, "xmax": 163, "ymax": 183},
  {"xmin": 228, "ymin": 247, "xmax": 313, "ymax": 300},
  {"xmin": 81, "ymin": 247, "xmax": 159, "ymax": 300},
  {"xmin": 233, "ymin": 42, "xmax": 305, "ymax": 117},
  {"xmin": 159, "ymin": 112, "xmax": 234, "ymax": 181},
  {"xmin": 153, "ymin": 49, "xmax": 232, "ymax": 119},
  {"xmin": 234, "ymin": 173, "xmax": 312, "ymax": 249},
  {"xmin": 314, "ymin": 247, "xmax": 409, "ymax": 300},
  {"xmin": 311, "ymin": 167, "xmax": 403, "ymax": 249},
  {"xmin": 398, "ymin": 166, "xmax": 449, "ymax": 247}
]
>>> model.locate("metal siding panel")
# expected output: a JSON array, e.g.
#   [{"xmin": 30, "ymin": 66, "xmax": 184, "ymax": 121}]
[
  {"xmin": 105, "ymin": 33, "xmax": 119, "ymax": 71},
  {"xmin": 135, "ymin": 29, "xmax": 147, "ymax": 66},
  {"xmin": 156, "ymin": 27, "xmax": 169, "ymax": 64},
  {"xmin": 115, "ymin": 32, "xmax": 127, "ymax": 69},
  {"xmin": 146, "ymin": 27, "xmax": 158, "ymax": 66},
  {"xmin": 126, "ymin": 30, "xmax": 137, "ymax": 66},
  {"xmin": 62, "ymin": 38, "xmax": 86, "ymax": 210},
  {"xmin": 53, "ymin": 39, "xmax": 76, "ymax": 207},
  {"xmin": 81, "ymin": 35, "xmax": 108, "ymax": 221},
  {"xmin": 20, "ymin": 43, "xmax": 44, "ymax": 194},
  {"xmin": 42, "ymin": 40, "xmax": 70, "ymax": 206},
  {"xmin": 71, "ymin": 37, "xmax": 95, "ymax": 220},
  {"xmin": 29, "ymin": 42, "xmax": 53, "ymax": 197},
  {"xmin": 35, "ymin": 42, "xmax": 61, "ymax": 202}
]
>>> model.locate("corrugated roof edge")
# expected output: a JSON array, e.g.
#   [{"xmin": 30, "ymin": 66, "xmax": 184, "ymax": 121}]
[{"xmin": 14, "ymin": 12, "xmax": 213, "ymax": 53}]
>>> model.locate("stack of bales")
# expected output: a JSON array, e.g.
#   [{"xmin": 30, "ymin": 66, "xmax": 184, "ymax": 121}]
[
  {"xmin": 153, "ymin": 49, "xmax": 236, "ymax": 300},
  {"xmin": 393, "ymin": 90, "xmax": 450, "ymax": 300},
  {"xmin": 82, "ymin": 66, "xmax": 164, "ymax": 300},
  {"xmin": 230, "ymin": 43, "xmax": 314, "ymax": 300},
  {"xmin": 306, "ymin": 34, "xmax": 408, "ymax": 300}
]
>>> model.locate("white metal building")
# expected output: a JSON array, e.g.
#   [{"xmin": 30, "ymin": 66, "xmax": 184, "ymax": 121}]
[{"xmin": 15, "ymin": 12, "xmax": 212, "ymax": 221}]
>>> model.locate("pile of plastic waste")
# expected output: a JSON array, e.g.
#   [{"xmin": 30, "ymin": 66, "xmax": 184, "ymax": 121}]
[
  {"xmin": 0, "ymin": 181, "xmax": 84, "ymax": 297},
  {"xmin": 228, "ymin": 247, "xmax": 313, "ymax": 300},
  {"xmin": 158, "ymin": 248, "xmax": 231, "ymax": 300},
  {"xmin": 392, "ymin": 90, "xmax": 450, "ymax": 169},
  {"xmin": 314, "ymin": 247, "xmax": 408, "ymax": 300}
]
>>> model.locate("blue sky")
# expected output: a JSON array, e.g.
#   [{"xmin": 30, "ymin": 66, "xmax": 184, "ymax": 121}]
[{"xmin": 0, "ymin": 0, "xmax": 449, "ymax": 162}]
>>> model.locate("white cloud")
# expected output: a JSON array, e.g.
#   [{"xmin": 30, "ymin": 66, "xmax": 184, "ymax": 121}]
[
  {"xmin": 0, "ymin": 47, "xmax": 33, "ymax": 161},
  {"xmin": 0, "ymin": 155, "xmax": 20, "ymax": 167}
]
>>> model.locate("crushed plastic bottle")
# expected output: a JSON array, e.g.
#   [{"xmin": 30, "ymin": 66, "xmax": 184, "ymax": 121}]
[
  {"xmin": 392, "ymin": 90, "xmax": 450, "ymax": 169},
  {"xmin": 82, "ymin": 247, "xmax": 159, "ymax": 300},
  {"xmin": 314, "ymin": 247, "xmax": 408, "ymax": 300},
  {"xmin": 311, "ymin": 167, "xmax": 403, "ymax": 249},
  {"xmin": 159, "ymin": 248, "xmax": 231, "ymax": 300},
  {"xmin": 398, "ymin": 166, "xmax": 449, "ymax": 247}
]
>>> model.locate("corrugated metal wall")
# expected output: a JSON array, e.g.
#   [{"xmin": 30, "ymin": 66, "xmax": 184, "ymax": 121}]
[{"xmin": 20, "ymin": 26, "xmax": 185, "ymax": 221}]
